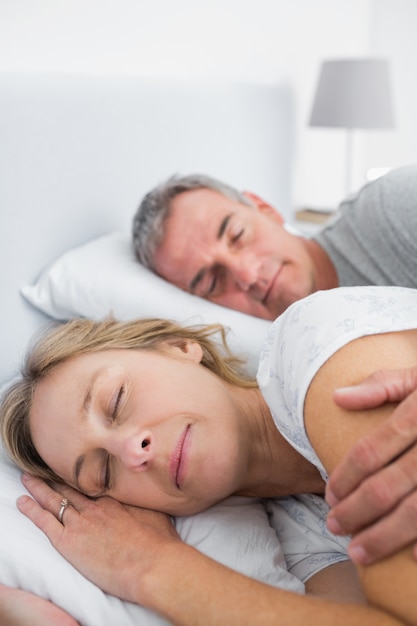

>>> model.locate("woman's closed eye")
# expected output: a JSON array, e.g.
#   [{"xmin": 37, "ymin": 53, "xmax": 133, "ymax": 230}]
[
  {"xmin": 101, "ymin": 385, "xmax": 124, "ymax": 492},
  {"xmin": 111, "ymin": 385, "xmax": 125, "ymax": 420},
  {"xmin": 103, "ymin": 453, "xmax": 112, "ymax": 491}
]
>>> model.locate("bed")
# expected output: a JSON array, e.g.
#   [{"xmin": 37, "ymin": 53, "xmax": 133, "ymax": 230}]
[{"xmin": 0, "ymin": 72, "xmax": 306, "ymax": 624}]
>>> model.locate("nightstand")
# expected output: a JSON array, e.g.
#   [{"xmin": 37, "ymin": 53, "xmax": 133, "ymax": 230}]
[{"xmin": 293, "ymin": 207, "xmax": 337, "ymax": 236}]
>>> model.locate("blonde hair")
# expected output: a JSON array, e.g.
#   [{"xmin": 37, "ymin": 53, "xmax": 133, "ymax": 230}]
[{"xmin": 0, "ymin": 317, "xmax": 256, "ymax": 484}]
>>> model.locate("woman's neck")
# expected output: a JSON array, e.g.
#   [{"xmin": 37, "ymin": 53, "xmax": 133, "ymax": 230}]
[{"xmin": 235, "ymin": 388, "xmax": 325, "ymax": 498}]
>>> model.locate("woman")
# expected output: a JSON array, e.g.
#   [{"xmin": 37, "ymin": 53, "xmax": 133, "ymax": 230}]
[
  {"xmin": 0, "ymin": 583, "xmax": 80, "ymax": 626},
  {"xmin": 1, "ymin": 285, "xmax": 417, "ymax": 625}
]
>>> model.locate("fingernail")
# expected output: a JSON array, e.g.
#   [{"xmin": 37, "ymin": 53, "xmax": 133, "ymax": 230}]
[
  {"xmin": 16, "ymin": 495, "xmax": 29, "ymax": 507},
  {"xmin": 327, "ymin": 515, "xmax": 343, "ymax": 535},
  {"xmin": 348, "ymin": 544, "xmax": 370, "ymax": 565},
  {"xmin": 21, "ymin": 472, "xmax": 33, "ymax": 482},
  {"xmin": 325, "ymin": 487, "xmax": 339, "ymax": 507},
  {"xmin": 335, "ymin": 385, "xmax": 357, "ymax": 395}
]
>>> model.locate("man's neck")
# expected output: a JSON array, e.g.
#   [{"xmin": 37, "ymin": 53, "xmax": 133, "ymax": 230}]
[{"xmin": 304, "ymin": 238, "xmax": 338, "ymax": 290}]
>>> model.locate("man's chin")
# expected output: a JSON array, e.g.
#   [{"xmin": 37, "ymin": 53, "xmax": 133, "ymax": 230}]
[{"xmin": 268, "ymin": 291, "xmax": 313, "ymax": 319}]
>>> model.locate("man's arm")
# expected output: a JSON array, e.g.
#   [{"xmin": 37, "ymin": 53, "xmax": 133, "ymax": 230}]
[{"xmin": 327, "ymin": 366, "xmax": 417, "ymax": 564}]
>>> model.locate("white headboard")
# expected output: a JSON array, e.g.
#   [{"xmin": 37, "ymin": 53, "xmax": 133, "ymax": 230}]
[{"xmin": 0, "ymin": 72, "xmax": 293, "ymax": 385}]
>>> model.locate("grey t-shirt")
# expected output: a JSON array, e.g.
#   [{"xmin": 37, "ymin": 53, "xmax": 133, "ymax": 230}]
[{"xmin": 313, "ymin": 165, "xmax": 417, "ymax": 288}]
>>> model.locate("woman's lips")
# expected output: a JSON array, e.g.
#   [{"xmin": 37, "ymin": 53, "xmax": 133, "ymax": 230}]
[{"xmin": 170, "ymin": 425, "xmax": 191, "ymax": 489}]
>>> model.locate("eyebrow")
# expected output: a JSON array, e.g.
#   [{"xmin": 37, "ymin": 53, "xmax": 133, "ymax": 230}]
[
  {"xmin": 218, "ymin": 214, "xmax": 232, "ymax": 239},
  {"xmin": 189, "ymin": 213, "xmax": 232, "ymax": 292}
]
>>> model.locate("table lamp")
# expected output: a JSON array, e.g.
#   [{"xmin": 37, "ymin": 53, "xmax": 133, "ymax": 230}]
[{"xmin": 309, "ymin": 58, "xmax": 394, "ymax": 195}]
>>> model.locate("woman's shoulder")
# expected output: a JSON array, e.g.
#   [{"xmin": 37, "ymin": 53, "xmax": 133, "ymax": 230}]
[
  {"xmin": 272, "ymin": 286, "xmax": 417, "ymax": 344},
  {"xmin": 284, "ymin": 284, "xmax": 416, "ymax": 319},
  {"xmin": 262, "ymin": 285, "xmax": 417, "ymax": 389},
  {"xmin": 259, "ymin": 285, "xmax": 417, "ymax": 379},
  {"xmin": 256, "ymin": 285, "xmax": 417, "ymax": 477}
]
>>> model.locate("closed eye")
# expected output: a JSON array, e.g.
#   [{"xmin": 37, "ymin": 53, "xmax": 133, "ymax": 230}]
[
  {"xmin": 103, "ymin": 385, "xmax": 125, "ymax": 491},
  {"xmin": 103, "ymin": 454, "xmax": 111, "ymax": 491},
  {"xmin": 112, "ymin": 385, "xmax": 125, "ymax": 420},
  {"xmin": 204, "ymin": 265, "xmax": 225, "ymax": 297},
  {"xmin": 207, "ymin": 272, "xmax": 218, "ymax": 295},
  {"xmin": 231, "ymin": 228, "xmax": 244, "ymax": 243}
]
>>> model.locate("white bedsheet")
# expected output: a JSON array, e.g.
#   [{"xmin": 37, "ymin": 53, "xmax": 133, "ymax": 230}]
[{"xmin": 0, "ymin": 442, "xmax": 303, "ymax": 626}]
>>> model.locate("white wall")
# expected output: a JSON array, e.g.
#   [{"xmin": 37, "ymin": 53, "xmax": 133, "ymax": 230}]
[
  {"xmin": 1, "ymin": 0, "xmax": 414, "ymax": 210},
  {"xmin": 363, "ymin": 0, "xmax": 417, "ymax": 176}
]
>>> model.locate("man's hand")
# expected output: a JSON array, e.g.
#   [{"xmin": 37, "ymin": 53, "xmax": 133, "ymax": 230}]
[
  {"xmin": 17, "ymin": 473, "xmax": 180, "ymax": 605},
  {"xmin": 326, "ymin": 366, "xmax": 417, "ymax": 565}
]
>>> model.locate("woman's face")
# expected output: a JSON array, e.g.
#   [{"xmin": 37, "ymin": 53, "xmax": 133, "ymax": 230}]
[{"xmin": 30, "ymin": 342, "xmax": 250, "ymax": 516}]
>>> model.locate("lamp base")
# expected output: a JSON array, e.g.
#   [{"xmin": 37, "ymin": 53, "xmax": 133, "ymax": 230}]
[{"xmin": 344, "ymin": 129, "xmax": 354, "ymax": 196}]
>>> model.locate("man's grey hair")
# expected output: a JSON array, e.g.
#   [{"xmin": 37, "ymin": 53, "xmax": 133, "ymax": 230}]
[{"xmin": 132, "ymin": 173, "xmax": 254, "ymax": 270}]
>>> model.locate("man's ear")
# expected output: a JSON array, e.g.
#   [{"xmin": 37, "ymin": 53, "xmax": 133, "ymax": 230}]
[{"xmin": 243, "ymin": 191, "xmax": 284, "ymax": 224}]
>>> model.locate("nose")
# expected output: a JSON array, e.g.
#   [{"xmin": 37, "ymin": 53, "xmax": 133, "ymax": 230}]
[
  {"xmin": 227, "ymin": 254, "xmax": 259, "ymax": 291},
  {"xmin": 118, "ymin": 430, "xmax": 154, "ymax": 471}
]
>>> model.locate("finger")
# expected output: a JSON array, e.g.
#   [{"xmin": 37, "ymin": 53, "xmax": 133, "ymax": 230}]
[
  {"xmin": 21, "ymin": 473, "xmax": 80, "ymax": 526},
  {"xmin": 50, "ymin": 482, "xmax": 94, "ymax": 510},
  {"xmin": 327, "ymin": 445, "xmax": 417, "ymax": 534},
  {"xmin": 22, "ymin": 472, "xmax": 92, "ymax": 511},
  {"xmin": 346, "ymin": 492, "xmax": 417, "ymax": 565},
  {"xmin": 326, "ymin": 394, "xmax": 417, "ymax": 505},
  {"xmin": 333, "ymin": 366, "xmax": 417, "ymax": 410},
  {"xmin": 17, "ymin": 494, "xmax": 66, "ymax": 540},
  {"xmin": 21, "ymin": 473, "xmax": 72, "ymax": 513}
]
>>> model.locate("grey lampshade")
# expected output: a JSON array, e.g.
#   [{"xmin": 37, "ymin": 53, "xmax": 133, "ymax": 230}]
[{"xmin": 309, "ymin": 58, "xmax": 394, "ymax": 129}]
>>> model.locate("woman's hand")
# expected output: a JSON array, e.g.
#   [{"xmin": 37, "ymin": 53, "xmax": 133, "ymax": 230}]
[
  {"xmin": 0, "ymin": 583, "xmax": 80, "ymax": 626},
  {"xmin": 326, "ymin": 366, "xmax": 417, "ymax": 565},
  {"xmin": 17, "ymin": 473, "xmax": 180, "ymax": 605}
]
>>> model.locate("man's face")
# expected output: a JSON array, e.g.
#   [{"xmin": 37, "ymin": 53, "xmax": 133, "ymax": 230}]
[{"xmin": 153, "ymin": 188, "xmax": 318, "ymax": 320}]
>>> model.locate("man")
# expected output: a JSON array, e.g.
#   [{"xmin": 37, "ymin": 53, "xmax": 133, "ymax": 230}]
[
  {"xmin": 132, "ymin": 166, "xmax": 417, "ymax": 320},
  {"xmin": 329, "ymin": 366, "xmax": 417, "ymax": 565},
  {"xmin": 133, "ymin": 166, "xmax": 417, "ymax": 567}
]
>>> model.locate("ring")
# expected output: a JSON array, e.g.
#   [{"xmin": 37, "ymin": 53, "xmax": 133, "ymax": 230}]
[{"xmin": 58, "ymin": 498, "xmax": 70, "ymax": 524}]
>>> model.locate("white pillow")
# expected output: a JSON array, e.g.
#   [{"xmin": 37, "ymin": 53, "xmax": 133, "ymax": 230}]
[
  {"xmin": 21, "ymin": 232, "xmax": 271, "ymax": 377},
  {"xmin": 0, "ymin": 443, "xmax": 303, "ymax": 626},
  {"xmin": 13, "ymin": 232, "xmax": 306, "ymax": 623}
]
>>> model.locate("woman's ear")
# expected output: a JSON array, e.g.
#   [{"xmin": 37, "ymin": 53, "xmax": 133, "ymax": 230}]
[
  {"xmin": 162, "ymin": 339, "xmax": 204, "ymax": 363},
  {"xmin": 178, "ymin": 339, "xmax": 204, "ymax": 363},
  {"xmin": 243, "ymin": 191, "xmax": 285, "ymax": 224}
]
